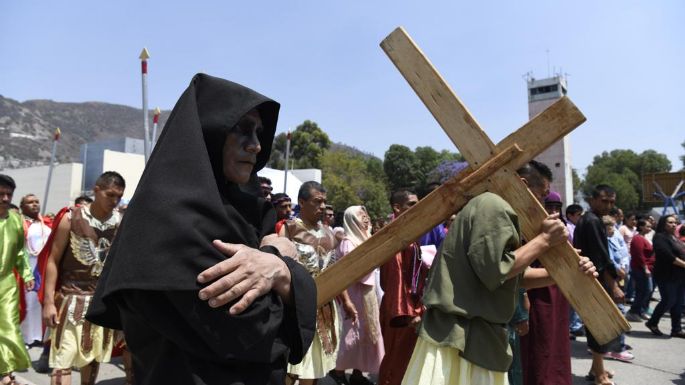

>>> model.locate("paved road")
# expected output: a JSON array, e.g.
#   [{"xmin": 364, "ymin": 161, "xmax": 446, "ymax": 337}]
[{"xmin": 15, "ymin": 302, "xmax": 685, "ymax": 385}]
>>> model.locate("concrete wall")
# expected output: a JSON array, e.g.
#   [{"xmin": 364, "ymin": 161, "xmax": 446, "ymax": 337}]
[
  {"xmin": 1, "ymin": 163, "xmax": 83, "ymax": 214},
  {"xmin": 101, "ymin": 150, "xmax": 145, "ymax": 201},
  {"xmin": 81, "ymin": 138, "xmax": 144, "ymax": 190},
  {"xmin": 258, "ymin": 167, "xmax": 304, "ymax": 199}
]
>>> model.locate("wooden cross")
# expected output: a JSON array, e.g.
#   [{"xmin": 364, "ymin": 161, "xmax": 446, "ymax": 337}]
[{"xmin": 316, "ymin": 27, "xmax": 629, "ymax": 344}]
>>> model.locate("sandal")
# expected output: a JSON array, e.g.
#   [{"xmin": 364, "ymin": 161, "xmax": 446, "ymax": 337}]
[{"xmin": 585, "ymin": 370, "xmax": 615, "ymax": 381}]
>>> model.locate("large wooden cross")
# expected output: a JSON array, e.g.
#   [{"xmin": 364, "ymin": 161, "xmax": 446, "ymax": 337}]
[{"xmin": 316, "ymin": 27, "xmax": 629, "ymax": 344}]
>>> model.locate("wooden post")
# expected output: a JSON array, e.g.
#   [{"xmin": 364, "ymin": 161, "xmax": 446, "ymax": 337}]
[
  {"xmin": 380, "ymin": 26, "xmax": 629, "ymax": 344},
  {"xmin": 316, "ymin": 93, "xmax": 584, "ymax": 305}
]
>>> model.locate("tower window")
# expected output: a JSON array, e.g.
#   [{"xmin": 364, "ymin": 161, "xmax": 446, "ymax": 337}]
[{"xmin": 530, "ymin": 84, "xmax": 559, "ymax": 96}]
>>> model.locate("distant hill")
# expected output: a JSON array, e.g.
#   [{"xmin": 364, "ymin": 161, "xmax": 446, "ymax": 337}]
[
  {"xmin": 0, "ymin": 94, "xmax": 383, "ymax": 170},
  {"xmin": 0, "ymin": 95, "xmax": 170, "ymax": 169},
  {"xmin": 330, "ymin": 142, "xmax": 381, "ymax": 161}
]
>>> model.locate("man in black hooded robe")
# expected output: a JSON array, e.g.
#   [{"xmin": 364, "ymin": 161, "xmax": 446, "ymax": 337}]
[{"xmin": 86, "ymin": 74, "xmax": 317, "ymax": 385}]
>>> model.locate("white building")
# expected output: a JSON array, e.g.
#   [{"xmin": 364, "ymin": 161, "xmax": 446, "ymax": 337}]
[
  {"xmin": 527, "ymin": 75, "xmax": 574, "ymax": 207},
  {"xmin": 3, "ymin": 135, "xmax": 318, "ymax": 213}
]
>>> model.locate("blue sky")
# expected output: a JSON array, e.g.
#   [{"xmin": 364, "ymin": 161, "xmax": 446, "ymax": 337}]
[{"xmin": 2, "ymin": 1, "xmax": 683, "ymax": 175}]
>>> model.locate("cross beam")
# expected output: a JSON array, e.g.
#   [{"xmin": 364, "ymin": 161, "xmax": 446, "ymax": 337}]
[
  {"xmin": 316, "ymin": 96, "xmax": 584, "ymax": 305},
  {"xmin": 380, "ymin": 27, "xmax": 629, "ymax": 343}
]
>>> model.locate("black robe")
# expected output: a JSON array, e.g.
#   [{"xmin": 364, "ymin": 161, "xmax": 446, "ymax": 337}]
[{"xmin": 86, "ymin": 74, "xmax": 316, "ymax": 385}]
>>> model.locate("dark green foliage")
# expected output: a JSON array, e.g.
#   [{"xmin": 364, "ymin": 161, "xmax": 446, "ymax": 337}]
[
  {"xmin": 267, "ymin": 120, "xmax": 331, "ymax": 170},
  {"xmin": 320, "ymin": 149, "xmax": 389, "ymax": 218},
  {"xmin": 581, "ymin": 149, "xmax": 671, "ymax": 210}
]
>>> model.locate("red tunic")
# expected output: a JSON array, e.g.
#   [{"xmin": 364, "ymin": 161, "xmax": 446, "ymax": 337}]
[
  {"xmin": 377, "ymin": 243, "xmax": 427, "ymax": 385},
  {"xmin": 520, "ymin": 284, "xmax": 571, "ymax": 385}
]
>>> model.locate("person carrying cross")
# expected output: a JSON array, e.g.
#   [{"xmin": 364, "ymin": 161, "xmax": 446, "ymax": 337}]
[{"xmin": 400, "ymin": 160, "xmax": 597, "ymax": 385}]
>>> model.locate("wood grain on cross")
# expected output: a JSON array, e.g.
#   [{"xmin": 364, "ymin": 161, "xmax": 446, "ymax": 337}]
[{"xmin": 316, "ymin": 27, "xmax": 629, "ymax": 344}]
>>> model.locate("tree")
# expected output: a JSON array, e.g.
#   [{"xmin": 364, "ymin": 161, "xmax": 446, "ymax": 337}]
[
  {"xmin": 414, "ymin": 147, "xmax": 464, "ymax": 195},
  {"xmin": 383, "ymin": 145, "xmax": 463, "ymax": 193},
  {"xmin": 572, "ymin": 168, "xmax": 581, "ymax": 201},
  {"xmin": 383, "ymin": 144, "xmax": 419, "ymax": 191},
  {"xmin": 681, "ymin": 139, "xmax": 685, "ymax": 170},
  {"xmin": 581, "ymin": 149, "xmax": 671, "ymax": 210},
  {"xmin": 426, "ymin": 160, "xmax": 469, "ymax": 187},
  {"xmin": 320, "ymin": 149, "xmax": 389, "ymax": 218},
  {"xmin": 267, "ymin": 120, "xmax": 331, "ymax": 169}
]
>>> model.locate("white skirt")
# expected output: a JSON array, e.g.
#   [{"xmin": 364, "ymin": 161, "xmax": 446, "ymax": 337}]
[
  {"xmin": 287, "ymin": 302, "xmax": 340, "ymax": 379},
  {"xmin": 401, "ymin": 336, "xmax": 508, "ymax": 385}
]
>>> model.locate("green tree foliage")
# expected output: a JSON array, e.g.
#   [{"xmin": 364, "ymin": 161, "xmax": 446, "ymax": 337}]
[
  {"xmin": 267, "ymin": 120, "xmax": 331, "ymax": 169},
  {"xmin": 320, "ymin": 149, "xmax": 389, "ymax": 218},
  {"xmin": 581, "ymin": 149, "xmax": 671, "ymax": 210},
  {"xmin": 681, "ymin": 139, "xmax": 685, "ymax": 170},
  {"xmin": 383, "ymin": 145, "xmax": 463, "ymax": 193},
  {"xmin": 414, "ymin": 147, "xmax": 464, "ymax": 195},
  {"xmin": 572, "ymin": 168, "xmax": 581, "ymax": 200},
  {"xmin": 383, "ymin": 144, "xmax": 420, "ymax": 191}
]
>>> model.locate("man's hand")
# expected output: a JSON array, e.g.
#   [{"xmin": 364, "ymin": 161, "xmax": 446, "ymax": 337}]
[
  {"xmin": 260, "ymin": 234, "xmax": 297, "ymax": 258},
  {"xmin": 578, "ymin": 256, "xmax": 598, "ymax": 278},
  {"xmin": 42, "ymin": 303, "xmax": 58, "ymax": 328},
  {"xmin": 611, "ymin": 281, "xmax": 625, "ymax": 304},
  {"xmin": 25, "ymin": 279, "xmax": 35, "ymax": 291},
  {"xmin": 539, "ymin": 213, "xmax": 568, "ymax": 247},
  {"xmin": 515, "ymin": 320, "xmax": 529, "ymax": 336},
  {"xmin": 197, "ymin": 240, "xmax": 292, "ymax": 315}
]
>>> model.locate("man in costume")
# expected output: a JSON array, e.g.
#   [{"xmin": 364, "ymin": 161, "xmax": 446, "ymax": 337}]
[
  {"xmin": 520, "ymin": 186, "xmax": 572, "ymax": 384},
  {"xmin": 86, "ymin": 74, "xmax": 317, "ymax": 385},
  {"xmin": 574, "ymin": 184, "xmax": 623, "ymax": 385},
  {"xmin": 41, "ymin": 171, "xmax": 125, "ymax": 385},
  {"xmin": 279, "ymin": 181, "xmax": 356, "ymax": 385},
  {"xmin": 19, "ymin": 193, "xmax": 51, "ymax": 346},
  {"xmin": 0, "ymin": 174, "xmax": 36, "ymax": 385},
  {"xmin": 272, "ymin": 193, "xmax": 293, "ymax": 234},
  {"xmin": 401, "ymin": 161, "xmax": 597, "ymax": 385},
  {"xmin": 377, "ymin": 189, "xmax": 429, "ymax": 385}
]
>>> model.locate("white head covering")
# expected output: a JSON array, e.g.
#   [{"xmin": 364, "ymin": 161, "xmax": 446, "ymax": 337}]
[{"xmin": 342, "ymin": 205, "xmax": 370, "ymax": 247}]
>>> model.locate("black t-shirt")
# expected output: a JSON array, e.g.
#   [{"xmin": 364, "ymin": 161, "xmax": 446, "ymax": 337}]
[{"xmin": 573, "ymin": 211, "xmax": 617, "ymax": 281}]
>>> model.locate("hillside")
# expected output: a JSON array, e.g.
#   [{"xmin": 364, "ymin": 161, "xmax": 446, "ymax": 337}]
[
  {"xmin": 0, "ymin": 95, "xmax": 383, "ymax": 170},
  {"xmin": 0, "ymin": 95, "xmax": 169, "ymax": 169}
]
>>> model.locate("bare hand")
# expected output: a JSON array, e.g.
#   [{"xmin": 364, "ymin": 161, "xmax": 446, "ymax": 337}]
[
  {"xmin": 540, "ymin": 213, "xmax": 568, "ymax": 247},
  {"xmin": 342, "ymin": 300, "xmax": 358, "ymax": 324},
  {"xmin": 611, "ymin": 283, "xmax": 625, "ymax": 304},
  {"xmin": 197, "ymin": 240, "xmax": 291, "ymax": 315},
  {"xmin": 25, "ymin": 280, "xmax": 35, "ymax": 291},
  {"xmin": 515, "ymin": 320, "xmax": 529, "ymax": 336},
  {"xmin": 409, "ymin": 316, "xmax": 421, "ymax": 327},
  {"xmin": 260, "ymin": 234, "xmax": 297, "ymax": 258},
  {"xmin": 578, "ymin": 256, "xmax": 598, "ymax": 278},
  {"xmin": 42, "ymin": 303, "xmax": 58, "ymax": 327}
]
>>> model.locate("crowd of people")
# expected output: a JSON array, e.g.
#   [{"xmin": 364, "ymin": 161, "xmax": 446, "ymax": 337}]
[{"xmin": 1, "ymin": 74, "xmax": 684, "ymax": 385}]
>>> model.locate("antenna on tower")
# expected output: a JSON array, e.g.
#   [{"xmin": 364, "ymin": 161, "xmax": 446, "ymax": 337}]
[
  {"xmin": 522, "ymin": 71, "xmax": 534, "ymax": 82},
  {"xmin": 546, "ymin": 49, "xmax": 551, "ymax": 77}
]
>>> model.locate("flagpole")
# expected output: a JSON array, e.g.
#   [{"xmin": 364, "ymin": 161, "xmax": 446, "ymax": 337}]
[
  {"xmin": 283, "ymin": 130, "xmax": 291, "ymax": 194},
  {"xmin": 151, "ymin": 107, "xmax": 161, "ymax": 150},
  {"xmin": 139, "ymin": 48, "xmax": 151, "ymax": 162},
  {"xmin": 42, "ymin": 128, "xmax": 61, "ymax": 215}
]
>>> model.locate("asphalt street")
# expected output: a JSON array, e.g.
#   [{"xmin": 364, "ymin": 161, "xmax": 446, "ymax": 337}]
[{"xmin": 14, "ymin": 299, "xmax": 685, "ymax": 385}]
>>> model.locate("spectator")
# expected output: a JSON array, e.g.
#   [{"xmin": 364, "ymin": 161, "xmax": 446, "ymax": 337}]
[
  {"xmin": 645, "ymin": 215, "xmax": 685, "ymax": 338},
  {"xmin": 625, "ymin": 218, "xmax": 654, "ymax": 321}
]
